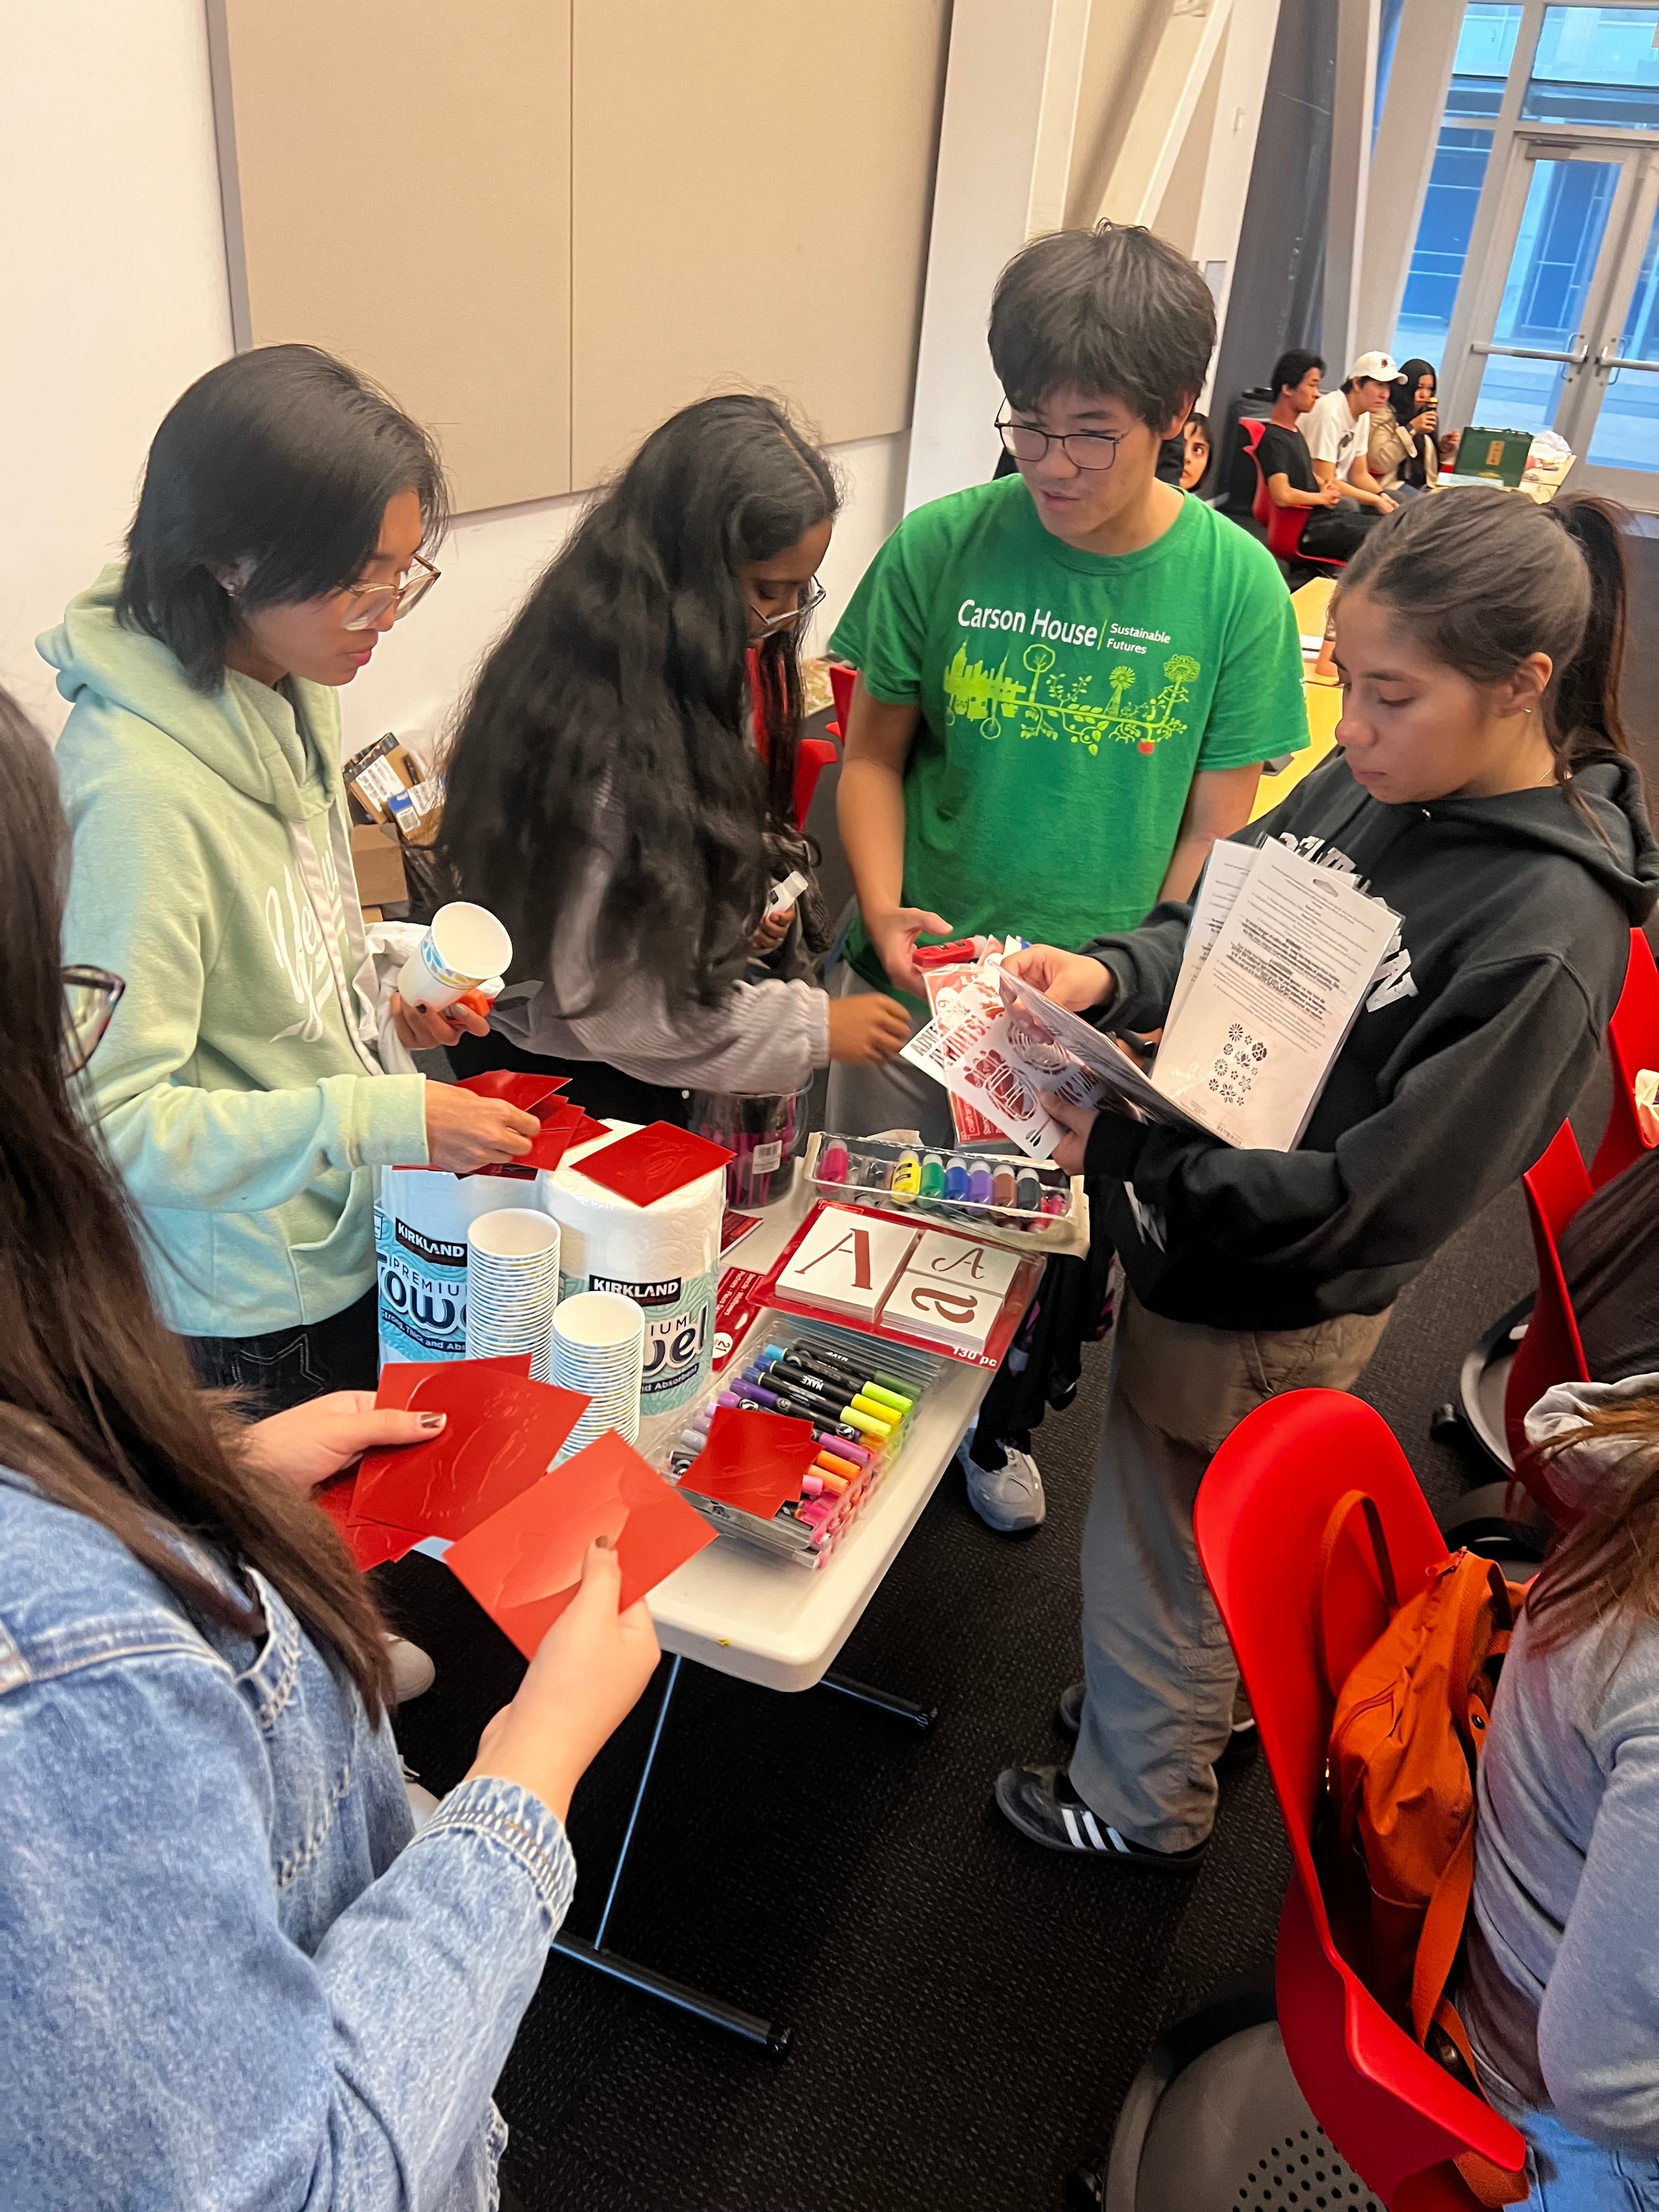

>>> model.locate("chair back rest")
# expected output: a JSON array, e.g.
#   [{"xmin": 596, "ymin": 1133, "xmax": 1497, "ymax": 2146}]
[
  {"xmin": 1592, "ymin": 929, "xmax": 1659, "ymax": 1187},
  {"xmin": 1194, "ymin": 1392, "xmax": 1526, "ymax": 2202},
  {"xmin": 827, "ymin": 660, "xmax": 856, "ymax": 747},
  {"xmin": 1239, "ymin": 416, "xmax": 1269, "ymax": 526},
  {"xmin": 1504, "ymin": 1120, "xmax": 1591, "ymax": 1519}
]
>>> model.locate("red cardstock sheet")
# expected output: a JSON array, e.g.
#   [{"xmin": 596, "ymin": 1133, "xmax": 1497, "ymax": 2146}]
[
  {"xmin": 445, "ymin": 1430, "xmax": 716, "ymax": 1656},
  {"xmin": 682, "ymin": 1404, "xmax": 820, "ymax": 1519},
  {"xmin": 456, "ymin": 1069, "xmax": 570, "ymax": 1115},
  {"xmin": 574, "ymin": 1120, "xmax": 735, "ymax": 1206},
  {"xmin": 352, "ymin": 1365, "xmax": 589, "ymax": 1541}
]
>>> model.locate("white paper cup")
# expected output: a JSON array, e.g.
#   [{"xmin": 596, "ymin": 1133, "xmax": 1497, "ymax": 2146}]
[
  {"xmin": 397, "ymin": 901, "xmax": 514, "ymax": 1013},
  {"xmin": 466, "ymin": 1209, "xmax": 560, "ymax": 1378},
  {"xmin": 550, "ymin": 1292, "xmax": 645, "ymax": 1457}
]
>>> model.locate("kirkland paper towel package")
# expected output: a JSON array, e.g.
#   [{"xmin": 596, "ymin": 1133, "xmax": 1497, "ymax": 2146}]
[
  {"xmin": 375, "ymin": 1167, "xmax": 548, "ymax": 1365},
  {"xmin": 537, "ymin": 1121, "xmax": 724, "ymax": 1429}
]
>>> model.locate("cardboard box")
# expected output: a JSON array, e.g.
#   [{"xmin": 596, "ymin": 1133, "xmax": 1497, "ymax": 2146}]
[
  {"xmin": 343, "ymin": 733, "xmax": 420, "ymax": 824},
  {"xmin": 351, "ymin": 822, "xmax": 408, "ymax": 909}
]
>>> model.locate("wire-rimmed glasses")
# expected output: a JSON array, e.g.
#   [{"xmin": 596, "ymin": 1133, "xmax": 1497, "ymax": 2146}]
[
  {"xmin": 62, "ymin": 965, "xmax": 124, "ymax": 1076},
  {"xmin": 750, "ymin": 578, "xmax": 827, "ymax": 634},
  {"xmin": 340, "ymin": 551, "xmax": 441, "ymax": 630}
]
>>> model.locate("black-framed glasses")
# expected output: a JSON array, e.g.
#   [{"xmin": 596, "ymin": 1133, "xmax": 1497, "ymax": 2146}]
[
  {"xmin": 749, "ymin": 578, "xmax": 827, "ymax": 634},
  {"xmin": 340, "ymin": 551, "xmax": 441, "ymax": 631},
  {"xmin": 62, "ymin": 966, "xmax": 123, "ymax": 1076},
  {"xmin": 995, "ymin": 412, "xmax": 1126, "ymax": 472}
]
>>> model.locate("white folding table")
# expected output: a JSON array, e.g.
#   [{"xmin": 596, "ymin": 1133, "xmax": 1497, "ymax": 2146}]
[{"xmin": 549, "ymin": 1166, "xmax": 1011, "ymax": 2052}]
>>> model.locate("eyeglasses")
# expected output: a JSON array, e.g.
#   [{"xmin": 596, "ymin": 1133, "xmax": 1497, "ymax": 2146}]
[
  {"xmin": 995, "ymin": 412, "xmax": 1126, "ymax": 472},
  {"xmin": 340, "ymin": 551, "xmax": 441, "ymax": 631},
  {"xmin": 62, "ymin": 966, "xmax": 124, "ymax": 1076},
  {"xmin": 749, "ymin": 578, "xmax": 827, "ymax": 634}
]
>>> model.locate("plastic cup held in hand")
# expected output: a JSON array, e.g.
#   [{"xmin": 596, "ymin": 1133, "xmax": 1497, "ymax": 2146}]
[{"xmin": 397, "ymin": 901, "xmax": 513, "ymax": 1013}]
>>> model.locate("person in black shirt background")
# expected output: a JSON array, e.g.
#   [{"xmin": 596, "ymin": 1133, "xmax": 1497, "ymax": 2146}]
[{"xmin": 1255, "ymin": 348, "xmax": 1374, "ymax": 560}]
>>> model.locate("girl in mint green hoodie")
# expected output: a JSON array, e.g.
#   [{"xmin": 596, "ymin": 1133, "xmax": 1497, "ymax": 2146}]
[{"xmin": 47, "ymin": 347, "xmax": 538, "ymax": 1406}]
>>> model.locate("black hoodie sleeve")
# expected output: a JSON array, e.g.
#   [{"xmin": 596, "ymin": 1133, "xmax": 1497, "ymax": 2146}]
[
  {"xmin": 1083, "ymin": 950, "xmax": 1599, "ymax": 1288},
  {"xmin": 1078, "ymin": 899, "xmax": 1195, "ymax": 1029}
]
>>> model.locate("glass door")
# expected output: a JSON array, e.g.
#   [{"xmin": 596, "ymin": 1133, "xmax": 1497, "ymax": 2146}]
[
  {"xmin": 1442, "ymin": 138, "xmax": 1654, "ymax": 458},
  {"xmin": 1578, "ymin": 163, "xmax": 1659, "ymax": 491},
  {"xmin": 1395, "ymin": 3, "xmax": 1659, "ymax": 505}
]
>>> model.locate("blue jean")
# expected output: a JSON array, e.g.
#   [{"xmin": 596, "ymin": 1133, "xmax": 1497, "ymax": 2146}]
[{"xmin": 1520, "ymin": 2109, "xmax": 1659, "ymax": 2209}]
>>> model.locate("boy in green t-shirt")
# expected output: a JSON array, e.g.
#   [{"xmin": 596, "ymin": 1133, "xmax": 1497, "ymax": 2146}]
[{"xmin": 828, "ymin": 221, "xmax": 1308, "ymax": 1533}]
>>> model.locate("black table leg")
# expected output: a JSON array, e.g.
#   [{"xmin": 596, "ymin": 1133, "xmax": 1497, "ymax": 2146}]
[
  {"xmin": 550, "ymin": 1655, "xmax": 791, "ymax": 2055},
  {"xmin": 551, "ymin": 1653, "xmax": 936, "ymax": 2051},
  {"xmin": 819, "ymin": 1669, "xmax": 938, "ymax": 1729}
]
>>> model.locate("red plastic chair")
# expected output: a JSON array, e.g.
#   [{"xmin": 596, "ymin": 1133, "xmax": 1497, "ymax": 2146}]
[
  {"xmin": 1502, "ymin": 1120, "xmax": 1590, "ymax": 1525},
  {"xmin": 827, "ymin": 659, "xmax": 856, "ymax": 747},
  {"xmin": 1195, "ymin": 1391, "xmax": 1528, "ymax": 2208},
  {"xmin": 1242, "ymin": 416, "xmax": 1346, "ymax": 572},
  {"xmin": 1590, "ymin": 929, "xmax": 1659, "ymax": 1188}
]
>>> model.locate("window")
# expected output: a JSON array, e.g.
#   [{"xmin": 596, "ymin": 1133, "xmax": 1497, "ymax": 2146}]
[
  {"xmin": 1521, "ymin": 7, "xmax": 1659, "ymax": 131},
  {"xmin": 1393, "ymin": 7, "xmax": 1525, "ymax": 364}
]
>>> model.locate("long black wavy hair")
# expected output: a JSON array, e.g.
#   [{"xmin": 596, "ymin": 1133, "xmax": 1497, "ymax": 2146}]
[{"xmin": 439, "ymin": 394, "xmax": 839, "ymax": 1011}]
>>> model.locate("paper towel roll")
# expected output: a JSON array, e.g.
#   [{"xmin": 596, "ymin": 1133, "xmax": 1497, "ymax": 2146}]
[{"xmin": 536, "ymin": 1121, "xmax": 724, "ymax": 1421}]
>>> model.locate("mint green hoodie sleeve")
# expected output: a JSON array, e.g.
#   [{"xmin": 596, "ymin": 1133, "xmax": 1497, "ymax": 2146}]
[{"xmin": 63, "ymin": 756, "xmax": 430, "ymax": 1215}]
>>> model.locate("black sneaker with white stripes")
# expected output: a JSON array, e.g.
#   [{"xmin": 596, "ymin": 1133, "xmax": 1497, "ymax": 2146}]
[{"xmin": 993, "ymin": 1765, "xmax": 1209, "ymax": 1872}]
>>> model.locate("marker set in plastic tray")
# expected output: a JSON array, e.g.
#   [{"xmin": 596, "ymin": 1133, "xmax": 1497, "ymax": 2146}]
[
  {"xmin": 812, "ymin": 1131, "xmax": 1074, "ymax": 1237},
  {"xmin": 667, "ymin": 1319, "xmax": 943, "ymax": 1568}
]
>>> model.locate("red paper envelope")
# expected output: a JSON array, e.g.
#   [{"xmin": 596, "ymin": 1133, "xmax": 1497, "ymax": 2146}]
[
  {"xmin": 458, "ymin": 1069, "xmax": 570, "ymax": 1115},
  {"xmin": 374, "ymin": 1353, "xmax": 534, "ymax": 1411},
  {"xmin": 445, "ymin": 1430, "xmax": 716, "ymax": 1657},
  {"xmin": 682, "ymin": 1405, "xmax": 820, "ymax": 1519},
  {"xmin": 564, "ymin": 1111, "xmax": 611, "ymax": 1148},
  {"xmin": 315, "ymin": 1474, "xmax": 425, "ymax": 1571},
  {"xmin": 352, "ymin": 1368, "xmax": 589, "ymax": 1540},
  {"xmin": 574, "ymin": 1120, "xmax": 734, "ymax": 1206}
]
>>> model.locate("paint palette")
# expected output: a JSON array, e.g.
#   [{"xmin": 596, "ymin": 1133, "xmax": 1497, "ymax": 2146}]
[
  {"xmin": 772, "ymin": 1205, "xmax": 919, "ymax": 1323},
  {"xmin": 810, "ymin": 1132, "xmax": 1074, "ymax": 1240}
]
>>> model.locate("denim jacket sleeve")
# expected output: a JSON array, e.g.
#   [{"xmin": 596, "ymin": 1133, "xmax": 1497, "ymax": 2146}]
[{"xmin": 0, "ymin": 1583, "xmax": 573, "ymax": 2210}]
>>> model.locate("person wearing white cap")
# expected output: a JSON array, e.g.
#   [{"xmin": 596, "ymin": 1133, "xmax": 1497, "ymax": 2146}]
[{"xmin": 1300, "ymin": 351, "xmax": 1407, "ymax": 544}]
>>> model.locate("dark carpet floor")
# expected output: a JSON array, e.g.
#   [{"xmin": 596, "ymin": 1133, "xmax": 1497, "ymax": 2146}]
[{"xmin": 379, "ymin": 1064, "xmax": 1612, "ymax": 2212}]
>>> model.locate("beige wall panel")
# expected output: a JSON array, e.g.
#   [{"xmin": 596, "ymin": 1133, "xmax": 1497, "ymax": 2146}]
[
  {"xmin": 570, "ymin": 0, "xmax": 949, "ymax": 489},
  {"xmin": 211, "ymin": 1, "xmax": 571, "ymax": 513}
]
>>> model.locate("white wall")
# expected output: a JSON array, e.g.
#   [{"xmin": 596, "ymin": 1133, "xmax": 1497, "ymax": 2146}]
[
  {"xmin": 0, "ymin": 0, "xmax": 232, "ymax": 731},
  {"xmin": 1, "ymin": 0, "xmax": 907, "ymax": 752}
]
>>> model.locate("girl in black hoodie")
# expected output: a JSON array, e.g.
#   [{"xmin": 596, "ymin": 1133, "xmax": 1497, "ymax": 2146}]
[{"xmin": 992, "ymin": 486, "xmax": 1658, "ymax": 1871}]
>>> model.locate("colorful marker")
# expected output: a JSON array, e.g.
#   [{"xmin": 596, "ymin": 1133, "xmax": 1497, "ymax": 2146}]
[
  {"xmin": 738, "ymin": 1367, "xmax": 892, "ymax": 1438},
  {"xmin": 763, "ymin": 1343, "xmax": 915, "ymax": 1407},
  {"xmin": 763, "ymin": 1351, "xmax": 913, "ymax": 1418}
]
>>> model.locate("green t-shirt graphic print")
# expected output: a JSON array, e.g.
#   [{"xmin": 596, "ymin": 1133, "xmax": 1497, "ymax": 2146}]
[{"xmin": 831, "ymin": 475, "xmax": 1308, "ymax": 994}]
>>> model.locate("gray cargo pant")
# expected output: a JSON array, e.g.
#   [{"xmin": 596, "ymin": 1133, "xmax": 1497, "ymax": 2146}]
[{"xmin": 1069, "ymin": 1285, "xmax": 1390, "ymax": 1853}]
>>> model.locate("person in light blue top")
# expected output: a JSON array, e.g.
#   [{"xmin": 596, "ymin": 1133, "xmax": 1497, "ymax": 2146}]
[{"xmin": 0, "ymin": 689, "xmax": 659, "ymax": 2208}]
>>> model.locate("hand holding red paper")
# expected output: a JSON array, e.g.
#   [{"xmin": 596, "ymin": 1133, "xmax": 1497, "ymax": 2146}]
[
  {"xmin": 445, "ymin": 1430, "xmax": 715, "ymax": 1657},
  {"xmin": 465, "ymin": 1536, "xmax": 661, "ymax": 1823},
  {"xmin": 244, "ymin": 1390, "xmax": 448, "ymax": 1496}
]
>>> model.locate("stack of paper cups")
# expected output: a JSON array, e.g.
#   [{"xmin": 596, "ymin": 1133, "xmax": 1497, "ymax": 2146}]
[
  {"xmin": 465, "ymin": 1209, "xmax": 561, "ymax": 1380},
  {"xmin": 549, "ymin": 1290, "xmax": 646, "ymax": 1459}
]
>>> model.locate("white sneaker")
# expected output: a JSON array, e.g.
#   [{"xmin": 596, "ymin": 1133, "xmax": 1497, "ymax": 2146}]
[
  {"xmin": 387, "ymin": 1636, "xmax": 436, "ymax": 1704},
  {"xmin": 961, "ymin": 1443, "xmax": 1045, "ymax": 1532}
]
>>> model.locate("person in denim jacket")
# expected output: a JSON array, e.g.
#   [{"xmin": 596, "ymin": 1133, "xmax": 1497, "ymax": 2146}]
[{"xmin": 0, "ymin": 687, "xmax": 659, "ymax": 2208}]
